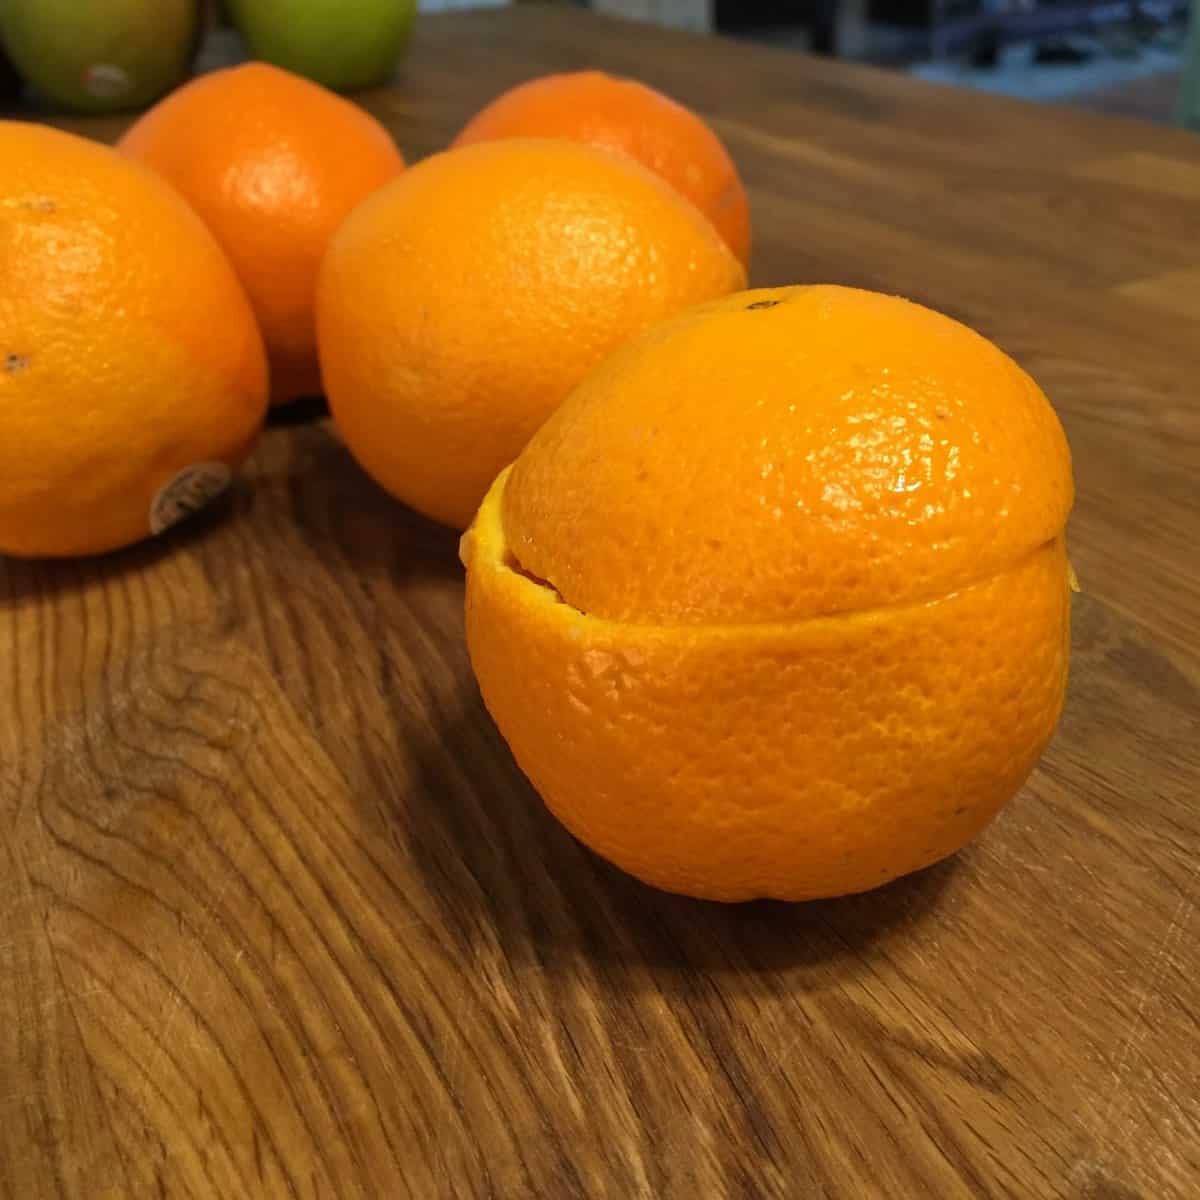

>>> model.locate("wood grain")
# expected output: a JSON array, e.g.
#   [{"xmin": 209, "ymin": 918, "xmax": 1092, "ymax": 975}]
[{"xmin": 3, "ymin": 9, "xmax": 1199, "ymax": 1197}]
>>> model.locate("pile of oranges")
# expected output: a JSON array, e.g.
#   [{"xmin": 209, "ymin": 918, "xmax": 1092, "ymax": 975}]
[
  {"xmin": 0, "ymin": 61, "xmax": 1074, "ymax": 902},
  {"xmin": 0, "ymin": 64, "xmax": 747, "ymax": 552}
]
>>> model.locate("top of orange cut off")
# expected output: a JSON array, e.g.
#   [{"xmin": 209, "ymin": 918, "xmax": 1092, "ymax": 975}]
[{"xmin": 500, "ymin": 284, "xmax": 1074, "ymax": 626}]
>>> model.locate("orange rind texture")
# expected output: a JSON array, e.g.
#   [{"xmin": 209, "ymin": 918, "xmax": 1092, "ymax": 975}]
[
  {"xmin": 464, "ymin": 286, "xmax": 1073, "ymax": 901},
  {"xmin": 465, "ymin": 470, "xmax": 1070, "ymax": 901}
]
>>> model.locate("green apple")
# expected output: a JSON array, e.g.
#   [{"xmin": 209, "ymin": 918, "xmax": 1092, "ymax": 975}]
[
  {"xmin": 0, "ymin": 0, "xmax": 201, "ymax": 114},
  {"xmin": 228, "ymin": 0, "xmax": 416, "ymax": 92}
]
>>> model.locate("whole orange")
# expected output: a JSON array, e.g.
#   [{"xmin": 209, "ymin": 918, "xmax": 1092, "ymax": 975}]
[
  {"xmin": 0, "ymin": 122, "xmax": 267, "ymax": 558},
  {"xmin": 462, "ymin": 285, "xmax": 1074, "ymax": 902},
  {"xmin": 317, "ymin": 138, "xmax": 745, "ymax": 530},
  {"xmin": 119, "ymin": 62, "xmax": 405, "ymax": 404},
  {"xmin": 453, "ymin": 70, "xmax": 751, "ymax": 268}
]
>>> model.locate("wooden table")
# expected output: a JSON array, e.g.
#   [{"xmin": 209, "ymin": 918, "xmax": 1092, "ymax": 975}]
[{"xmin": 4, "ymin": 8, "xmax": 1199, "ymax": 1198}]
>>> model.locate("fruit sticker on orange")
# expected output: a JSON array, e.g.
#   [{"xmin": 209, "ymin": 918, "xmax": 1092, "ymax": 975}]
[{"xmin": 150, "ymin": 463, "xmax": 232, "ymax": 535}]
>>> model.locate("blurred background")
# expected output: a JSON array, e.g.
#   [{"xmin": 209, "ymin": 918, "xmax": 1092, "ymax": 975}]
[
  {"xmin": 0, "ymin": 0, "xmax": 1196, "ymax": 127},
  {"xmin": 569, "ymin": 0, "xmax": 1196, "ymax": 124}
]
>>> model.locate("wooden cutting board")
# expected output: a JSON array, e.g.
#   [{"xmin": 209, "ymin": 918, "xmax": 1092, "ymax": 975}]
[{"xmin": 3, "ymin": 8, "xmax": 1198, "ymax": 1197}]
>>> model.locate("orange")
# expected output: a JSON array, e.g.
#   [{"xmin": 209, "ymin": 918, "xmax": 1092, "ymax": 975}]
[
  {"xmin": 0, "ymin": 122, "xmax": 267, "ymax": 558},
  {"xmin": 119, "ymin": 62, "xmax": 405, "ymax": 403},
  {"xmin": 453, "ymin": 70, "xmax": 751, "ymax": 268},
  {"xmin": 462, "ymin": 285, "xmax": 1074, "ymax": 902},
  {"xmin": 317, "ymin": 138, "xmax": 746, "ymax": 530}
]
